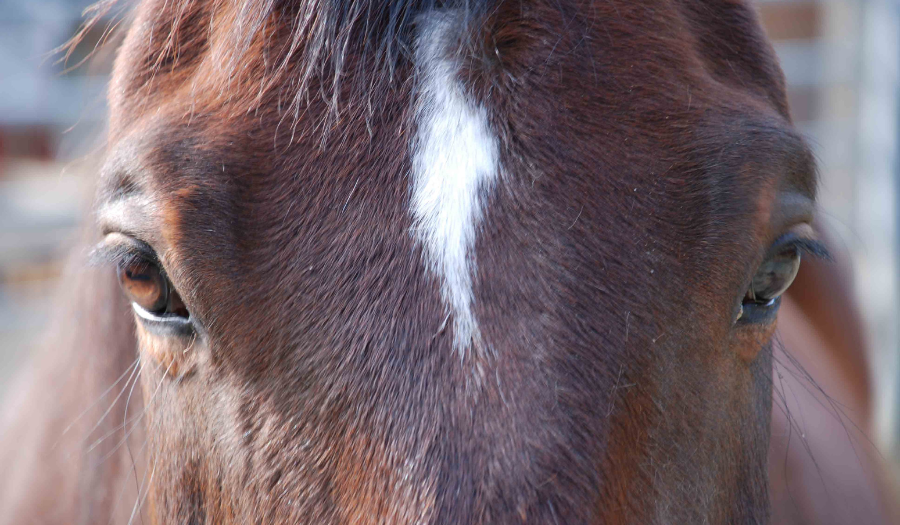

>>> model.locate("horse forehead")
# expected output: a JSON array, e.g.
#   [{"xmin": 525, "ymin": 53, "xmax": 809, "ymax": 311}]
[
  {"xmin": 96, "ymin": 1, "xmax": 795, "ymax": 520},
  {"xmin": 101, "ymin": 0, "xmax": 803, "ymax": 255},
  {"xmin": 107, "ymin": 0, "xmax": 785, "ymax": 117}
]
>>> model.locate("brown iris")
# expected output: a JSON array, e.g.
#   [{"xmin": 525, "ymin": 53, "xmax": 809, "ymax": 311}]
[
  {"xmin": 745, "ymin": 245, "xmax": 801, "ymax": 304},
  {"xmin": 117, "ymin": 260, "xmax": 169, "ymax": 313}
]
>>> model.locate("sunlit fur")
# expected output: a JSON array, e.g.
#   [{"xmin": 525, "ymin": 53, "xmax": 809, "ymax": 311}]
[{"xmin": 0, "ymin": 0, "xmax": 838, "ymax": 523}]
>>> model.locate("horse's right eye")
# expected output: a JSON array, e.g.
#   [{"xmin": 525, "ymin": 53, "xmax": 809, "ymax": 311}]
[
  {"xmin": 736, "ymin": 229, "xmax": 830, "ymax": 324},
  {"xmin": 745, "ymin": 245, "xmax": 801, "ymax": 305}
]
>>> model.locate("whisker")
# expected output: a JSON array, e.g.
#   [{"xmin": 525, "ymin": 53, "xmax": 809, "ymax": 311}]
[
  {"xmin": 128, "ymin": 455, "xmax": 158, "ymax": 525},
  {"xmin": 97, "ymin": 358, "xmax": 175, "ymax": 465},
  {"xmin": 774, "ymin": 336, "xmax": 878, "ymax": 453},
  {"xmin": 108, "ymin": 438, "xmax": 149, "ymax": 525},
  {"xmin": 84, "ymin": 358, "xmax": 146, "ymax": 454},
  {"xmin": 108, "ymin": 386, "xmax": 165, "ymax": 525},
  {"xmin": 123, "ymin": 416, "xmax": 163, "ymax": 525},
  {"xmin": 55, "ymin": 356, "xmax": 141, "ymax": 447},
  {"xmin": 771, "ymin": 368, "xmax": 807, "ymax": 514},
  {"xmin": 65, "ymin": 358, "xmax": 144, "ymax": 459},
  {"xmin": 84, "ymin": 409, "xmax": 146, "ymax": 455},
  {"xmin": 767, "ymin": 332, "xmax": 887, "ymax": 521},
  {"xmin": 123, "ymin": 356, "xmax": 146, "ymax": 525}
]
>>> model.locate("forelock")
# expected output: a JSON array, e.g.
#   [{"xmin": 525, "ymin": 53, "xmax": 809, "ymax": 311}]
[{"xmin": 75, "ymin": 0, "xmax": 499, "ymax": 121}]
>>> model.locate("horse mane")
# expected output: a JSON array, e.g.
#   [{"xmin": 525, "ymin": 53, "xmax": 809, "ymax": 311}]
[{"xmin": 69, "ymin": 0, "xmax": 497, "ymax": 117}]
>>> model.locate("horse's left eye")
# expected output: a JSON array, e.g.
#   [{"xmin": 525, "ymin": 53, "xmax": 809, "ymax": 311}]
[
  {"xmin": 744, "ymin": 245, "xmax": 801, "ymax": 306},
  {"xmin": 117, "ymin": 259, "xmax": 190, "ymax": 321},
  {"xmin": 118, "ymin": 260, "xmax": 168, "ymax": 312}
]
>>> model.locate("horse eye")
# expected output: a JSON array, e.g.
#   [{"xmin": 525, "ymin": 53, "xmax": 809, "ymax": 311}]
[
  {"xmin": 116, "ymin": 259, "xmax": 189, "ymax": 319},
  {"xmin": 745, "ymin": 245, "xmax": 801, "ymax": 305},
  {"xmin": 118, "ymin": 260, "xmax": 168, "ymax": 312}
]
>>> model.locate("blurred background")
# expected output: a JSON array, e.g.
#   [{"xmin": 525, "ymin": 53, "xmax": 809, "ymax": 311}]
[
  {"xmin": 0, "ymin": 0, "xmax": 899, "ymax": 491},
  {"xmin": 0, "ymin": 0, "xmax": 109, "ymax": 380}
]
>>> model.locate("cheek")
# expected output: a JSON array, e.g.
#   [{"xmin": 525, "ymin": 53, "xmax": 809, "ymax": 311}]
[
  {"xmin": 136, "ymin": 324, "xmax": 199, "ymax": 377},
  {"xmin": 731, "ymin": 319, "xmax": 778, "ymax": 362}
]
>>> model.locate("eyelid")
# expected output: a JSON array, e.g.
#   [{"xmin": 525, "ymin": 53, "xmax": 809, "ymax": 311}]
[
  {"xmin": 766, "ymin": 231, "xmax": 832, "ymax": 262},
  {"xmin": 89, "ymin": 233, "xmax": 160, "ymax": 268}
]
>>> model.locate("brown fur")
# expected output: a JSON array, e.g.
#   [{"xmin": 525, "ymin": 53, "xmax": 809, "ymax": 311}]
[{"xmin": 1, "ymin": 0, "xmax": 890, "ymax": 523}]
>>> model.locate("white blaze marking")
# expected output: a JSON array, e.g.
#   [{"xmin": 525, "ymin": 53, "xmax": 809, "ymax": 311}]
[{"xmin": 411, "ymin": 13, "xmax": 500, "ymax": 355}]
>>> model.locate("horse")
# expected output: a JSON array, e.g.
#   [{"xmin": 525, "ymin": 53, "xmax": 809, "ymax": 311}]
[
  {"xmin": 0, "ymin": 0, "xmax": 895, "ymax": 522},
  {"xmin": 769, "ymin": 229, "xmax": 896, "ymax": 524}
]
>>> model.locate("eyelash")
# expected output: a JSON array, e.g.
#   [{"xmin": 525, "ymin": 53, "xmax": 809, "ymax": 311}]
[
  {"xmin": 768, "ymin": 235, "xmax": 831, "ymax": 263},
  {"xmin": 90, "ymin": 240, "xmax": 162, "ymax": 273}
]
